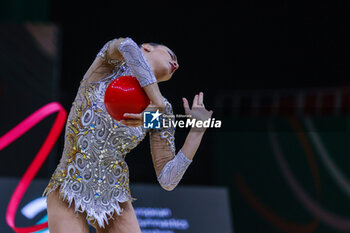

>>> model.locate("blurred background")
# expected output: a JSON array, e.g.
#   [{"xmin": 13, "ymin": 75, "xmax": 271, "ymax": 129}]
[{"xmin": 1, "ymin": 2, "xmax": 350, "ymax": 233}]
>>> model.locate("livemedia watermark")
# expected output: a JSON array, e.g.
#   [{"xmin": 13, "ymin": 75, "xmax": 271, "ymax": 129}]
[{"xmin": 143, "ymin": 110, "xmax": 222, "ymax": 130}]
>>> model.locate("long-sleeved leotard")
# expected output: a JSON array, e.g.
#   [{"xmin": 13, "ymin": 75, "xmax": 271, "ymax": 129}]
[
  {"xmin": 43, "ymin": 37, "xmax": 192, "ymax": 228},
  {"xmin": 118, "ymin": 38, "xmax": 192, "ymax": 190}
]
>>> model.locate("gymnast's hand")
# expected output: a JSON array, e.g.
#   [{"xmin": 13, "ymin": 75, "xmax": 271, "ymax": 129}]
[
  {"xmin": 182, "ymin": 92, "xmax": 213, "ymax": 123},
  {"xmin": 119, "ymin": 103, "xmax": 158, "ymax": 127}
]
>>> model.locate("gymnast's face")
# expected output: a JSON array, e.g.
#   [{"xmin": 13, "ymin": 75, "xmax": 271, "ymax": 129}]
[{"xmin": 141, "ymin": 43, "xmax": 179, "ymax": 82}]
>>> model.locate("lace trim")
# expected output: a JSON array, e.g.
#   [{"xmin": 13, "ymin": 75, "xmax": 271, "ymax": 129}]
[
  {"xmin": 43, "ymin": 179, "xmax": 134, "ymax": 228},
  {"xmin": 157, "ymin": 150, "xmax": 192, "ymax": 191}
]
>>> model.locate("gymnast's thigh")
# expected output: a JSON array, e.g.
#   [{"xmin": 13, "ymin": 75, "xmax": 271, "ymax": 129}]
[
  {"xmin": 46, "ymin": 189, "xmax": 89, "ymax": 233},
  {"xmin": 94, "ymin": 200, "xmax": 141, "ymax": 233}
]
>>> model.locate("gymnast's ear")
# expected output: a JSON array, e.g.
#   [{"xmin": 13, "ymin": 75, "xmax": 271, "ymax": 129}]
[{"xmin": 141, "ymin": 43, "xmax": 154, "ymax": 53}]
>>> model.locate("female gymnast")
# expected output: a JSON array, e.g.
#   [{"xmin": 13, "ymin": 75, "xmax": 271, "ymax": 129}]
[{"xmin": 43, "ymin": 37, "xmax": 213, "ymax": 233}]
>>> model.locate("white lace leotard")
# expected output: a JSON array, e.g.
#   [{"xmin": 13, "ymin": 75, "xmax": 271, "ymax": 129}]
[{"xmin": 43, "ymin": 38, "xmax": 192, "ymax": 228}]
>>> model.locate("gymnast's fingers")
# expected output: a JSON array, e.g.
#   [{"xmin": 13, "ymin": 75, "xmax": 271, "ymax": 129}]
[
  {"xmin": 123, "ymin": 113, "xmax": 142, "ymax": 120},
  {"xmin": 120, "ymin": 119, "xmax": 142, "ymax": 127},
  {"xmin": 198, "ymin": 92, "xmax": 204, "ymax": 106}
]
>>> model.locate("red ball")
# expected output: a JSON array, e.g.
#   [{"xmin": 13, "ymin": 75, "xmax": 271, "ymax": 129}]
[{"xmin": 104, "ymin": 76, "xmax": 150, "ymax": 121}]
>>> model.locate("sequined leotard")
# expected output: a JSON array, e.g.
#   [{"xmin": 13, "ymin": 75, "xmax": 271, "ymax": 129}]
[{"xmin": 44, "ymin": 38, "xmax": 192, "ymax": 228}]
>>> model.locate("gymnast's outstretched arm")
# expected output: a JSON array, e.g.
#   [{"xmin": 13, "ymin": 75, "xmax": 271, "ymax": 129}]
[{"xmin": 149, "ymin": 92, "xmax": 213, "ymax": 191}]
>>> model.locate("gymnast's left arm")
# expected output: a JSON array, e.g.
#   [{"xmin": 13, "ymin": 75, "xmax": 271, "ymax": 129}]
[{"xmin": 150, "ymin": 92, "xmax": 213, "ymax": 191}]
